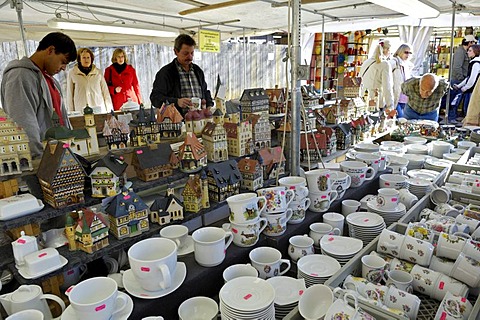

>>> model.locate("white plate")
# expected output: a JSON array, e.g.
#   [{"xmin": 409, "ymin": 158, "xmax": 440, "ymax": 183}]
[
  {"xmin": 17, "ymin": 255, "xmax": 68, "ymax": 279},
  {"xmin": 266, "ymin": 277, "xmax": 306, "ymax": 306},
  {"xmin": 297, "ymin": 255, "xmax": 341, "ymax": 278},
  {"xmin": 123, "ymin": 262, "xmax": 186, "ymax": 299},
  {"xmin": 367, "ymin": 201, "xmax": 406, "ymax": 213},
  {"xmin": 346, "ymin": 212, "xmax": 384, "ymax": 227},
  {"xmin": 177, "ymin": 236, "xmax": 194, "ymax": 256},
  {"xmin": 61, "ymin": 292, "xmax": 133, "ymax": 320},
  {"xmin": 320, "ymin": 236, "xmax": 363, "ymax": 256},
  {"xmin": 406, "ymin": 178, "xmax": 432, "ymax": 187},
  {"xmin": 220, "ymin": 276, "xmax": 275, "ymax": 312}
]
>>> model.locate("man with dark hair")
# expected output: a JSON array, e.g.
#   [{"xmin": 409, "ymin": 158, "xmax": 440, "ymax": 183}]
[
  {"xmin": 1, "ymin": 32, "xmax": 77, "ymax": 157},
  {"xmin": 150, "ymin": 33, "xmax": 213, "ymax": 116}
]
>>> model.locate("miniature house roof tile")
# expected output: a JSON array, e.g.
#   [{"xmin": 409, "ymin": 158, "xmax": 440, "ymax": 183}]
[
  {"xmin": 71, "ymin": 128, "xmax": 90, "ymax": 140},
  {"xmin": 37, "ymin": 142, "xmax": 87, "ymax": 184},
  {"xmin": 184, "ymin": 175, "xmax": 202, "ymax": 197},
  {"xmin": 91, "ymin": 153, "xmax": 128, "ymax": 177},
  {"xmin": 238, "ymin": 158, "xmax": 260, "ymax": 174},
  {"xmin": 336, "ymin": 123, "xmax": 352, "ymax": 135},
  {"xmin": 225, "ymin": 100, "xmax": 240, "ymax": 115},
  {"xmin": 105, "ymin": 189, "xmax": 148, "ymax": 218},
  {"xmin": 179, "ymin": 133, "xmax": 206, "ymax": 161},
  {"xmin": 206, "ymin": 160, "xmax": 242, "ymax": 188},
  {"xmin": 45, "ymin": 126, "xmax": 75, "ymax": 140},
  {"xmin": 257, "ymin": 148, "xmax": 274, "ymax": 165},
  {"xmin": 150, "ymin": 196, "xmax": 169, "ymax": 212},
  {"xmin": 213, "ymin": 108, "xmax": 223, "ymax": 117},
  {"xmin": 133, "ymin": 144, "xmax": 173, "ymax": 169},
  {"xmin": 202, "ymin": 122, "xmax": 217, "ymax": 136},
  {"xmin": 246, "ymin": 114, "xmax": 261, "ymax": 126},
  {"xmin": 240, "ymin": 88, "xmax": 268, "ymax": 102},
  {"xmin": 270, "ymin": 146, "xmax": 286, "ymax": 163},
  {"xmin": 77, "ymin": 208, "xmax": 108, "ymax": 229},
  {"xmin": 203, "ymin": 108, "xmax": 212, "ymax": 118},
  {"xmin": 157, "ymin": 103, "xmax": 184, "ymax": 123}
]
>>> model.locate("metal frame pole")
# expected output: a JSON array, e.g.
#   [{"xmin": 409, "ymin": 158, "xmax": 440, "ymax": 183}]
[
  {"xmin": 290, "ymin": 0, "xmax": 301, "ymax": 176},
  {"xmin": 11, "ymin": 0, "xmax": 27, "ymax": 58},
  {"xmin": 320, "ymin": 14, "xmax": 325, "ymax": 94},
  {"xmin": 445, "ymin": 2, "xmax": 457, "ymax": 124}
]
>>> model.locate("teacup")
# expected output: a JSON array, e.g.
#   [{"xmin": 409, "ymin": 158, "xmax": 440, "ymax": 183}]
[
  {"xmin": 326, "ymin": 290, "xmax": 361, "ymax": 320},
  {"xmin": 435, "ymin": 203, "xmax": 461, "ymax": 217},
  {"xmin": 430, "ymin": 187, "xmax": 452, "ymax": 205},
  {"xmin": 226, "ymin": 193, "xmax": 266, "ymax": 224},
  {"xmin": 222, "ymin": 264, "xmax": 258, "ymax": 283},
  {"xmin": 434, "ymin": 291, "xmax": 473, "ymax": 320},
  {"xmin": 305, "ymin": 169, "xmax": 336, "ymax": 192},
  {"xmin": 343, "ymin": 275, "xmax": 368, "ymax": 296},
  {"xmin": 330, "ymin": 171, "xmax": 351, "ymax": 199},
  {"xmin": 256, "ymin": 186, "xmax": 294, "ymax": 213},
  {"xmin": 278, "ymin": 176, "xmax": 309, "ymax": 202},
  {"xmin": 372, "ymin": 152, "xmax": 390, "ymax": 171},
  {"xmin": 410, "ymin": 264, "xmax": 440, "ymax": 297},
  {"xmin": 340, "ymin": 161, "xmax": 376, "ymax": 188},
  {"xmin": 262, "ymin": 209, "xmax": 293, "ymax": 236},
  {"xmin": 356, "ymin": 153, "xmax": 382, "ymax": 173},
  {"xmin": 322, "ymin": 212, "xmax": 345, "ymax": 235},
  {"xmin": 249, "ymin": 246, "xmax": 291, "ymax": 279},
  {"xmin": 288, "ymin": 235, "xmax": 315, "ymax": 262},
  {"xmin": 66, "ymin": 277, "xmax": 128, "ymax": 320},
  {"xmin": 128, "ymin": 238, "xmax": 177, "ymax": 291},
  {"xmin": 192, "ymin": 227, "xmax": 233, "ymax": 267},
  {"xmin": 361, "ymin": 254, "xmax": 387, "ymax": 284},
  {"xmin": 450, "ymin": 253, "xmax": 480, "ymax": 288},
  {"xmin": 309, "ymin": 222, "xmax": 341, "ymax": 247},
  {"xmin": 178, "ymin": 297, "xmax": 218, "ymax": 320},
  {"xmin": 223, "ymin": 218, "xmax": 267, "ymax": 247},
  {"xmin": 436, "ymin": 232, "xmax": 470, "ymax": 260},
  {"xmin": 309, "ymin": 190, "xmax": 338, "ymax": 213},
  {"xmin": 287, "ymin": 198, "xmax": 311, "ymax": 225},
  {"xmin": 385, "ymin": 269, "xmax": 413, "ymax": 293},
  {"xmin": 341, "ymin": 199, "xmax": 361, "ymax": 217},
  {"xmin": 399, "ymin": 235, "xmax": 435, "ymax": 266},
  {"xmin": 159, "ymin": 225, "xmax": 189, "ymax": 250},
  {"xmin": 379, "ymin": 174, "xmax": 407, "ymax": 189},
  {"xmin": 386, "ymin": 157, "xmax": 409, "ymax": 175},
  {"xmin": 398, "ymin": 189, "xmax": 418, "ymax": 210},
  {"xmin": 456, "ymin": 214, "xmax": 480, "ymax": 232},
  {"xmin": 420, "ymin": 208, "xmax": 443, "ymax": 221},
  {"xmin": 405, "ymin": 222, "xmax": 434, "ymax": 243},
  {"xmin": 384, "ymin": 286, "xmax": 421, "ymax": 320},
  {"xmin": 358, "ymin": 282, "xmax": 388, "ymax": 307},
  {"xmin": 462, "ymin": 238, "xmax": 480, "ymax": 261},
  {"xmin": 376, "ymin": 188, "xmax": 400, "ymax": 210}
]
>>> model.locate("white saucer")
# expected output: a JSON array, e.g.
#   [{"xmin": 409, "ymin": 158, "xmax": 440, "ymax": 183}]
[
  {"xmin": 18, "ymin": 255, "xmax": 68, "ymax": 279},
  {"xmin": 123, "ymin": 262, "xmax": 186, "ymax": 299},
  {"xmin": 367, "ymin": 201, "xmax": 406, "ymax": 213},
  {"xmin": 177, "ymin": 236, "xmax": 194, "ymax": 256},
  {"xmin": 61, "ymin": 292, "xmax": 133, "ymax": 320}
]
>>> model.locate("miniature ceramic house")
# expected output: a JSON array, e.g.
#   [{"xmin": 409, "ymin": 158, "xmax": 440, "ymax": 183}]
[
  {"xmin": 131, "ymin": 143, "xmax": 175, "ymax": 181},
  {"xmin": 352, "ymin": 97, "xmax": 367, "ymax": 117},
  {"xmin": 178, "ymin": 132, "xmax": 208, "ymax": 173},
  {"xmin": 240, "ymin": 88, "xmax": 269, "ymax": 120},
  {"xmin": 65, "ymin": 208, "xmax": 109, "ymax": 253},
  {"xmin": 223, "ymin": 100, "xmax": 241, "ymax": 123},
  {"xmin": 266, "ymin": 87, "xmax": 286, "ymax": 114},
  {"xmin": 103, "ymin": 111, "xmax": 130, "ymax": 149},
  {"xmin": 105, "ymin": 188, "xmax": 149, "ymax": 239},
  {"xmin": 246, "ymin": 113, "xmax": 271, "ymax": 151},
  {"xmin": 256, "ymin": 147, "xmax": 286, "ymax": 180},
  {"xmin": 0, "ymin": 109, "xmax": 33, "ymax": 175},
  {"xmin": 205, "ymin": 160, "xmax": 242, "ymax": 202},
  {"xmin": 185, "ymin": 109, "xmax": 206, "ymax": 135},
  {"xmin": 322, "ymin": 106, "xmax": 338, "ymax": 125},
  {"xmin": 224, "ymin": 121, "xmax": 253, "ymax": 157},
  {"xmin": 300, "ymin": 132, "xmax": 326, "ymax": 162},
  {"xmin": 89, "ymin": 153, "xmax": 128, "ymax": 198},
  {"xmin": 149, "ymin": 186, "xmax": 184, "ymax": 225},
  {"xmin": 129, "ymin": 105, "xmax": 161, "ymax": 147},
  {"xmin": 156, "ymin": 102, "xmax": 184, "ymax": 139},
  {"xmin": 317, "ymin": 127, "xmax": 337, "ymax": 156},
  {"xmin": 37, "ymin": 141, "xmax": 86, "ymax": 209},
  {"xmin": 335, "ymin": 123, "xmax": 352, "ymax": 150},
  {"xmin": 202, "ymin": 112, "xmax": 228, "ymax": 162},
  {"xmin": 238, "ymin": 157, "xmax": 263, "ymax": 191},
  {"xmin": 182, "ymin": 173, "xmax": 209, "ymax": 213}
]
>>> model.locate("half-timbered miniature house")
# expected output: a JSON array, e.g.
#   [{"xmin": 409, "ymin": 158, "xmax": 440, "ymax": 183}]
[
  {"xmin": 129, "ymin": 105, "xmax": 161, "ymax": 147},
  {"xmin": 178, "ymin": 132, "xmax": 208, "ymax": 173},
  {"xmin": 105, "ymin": 188, "xmax": 149, "ymax": 239},
  {"xmin": 335, "ymin": 123, "xmax": 352, "ymax": 150},
  {"xmin": 89, "ymin": 153, "xmax": 128, "ymax": 198},
  {"xmin": 132, "ymin": 143, "xmax": 174, "ymax": 181},
  {"xmin": 65, "ymin": 208, "xmax": 109, "ymax": 253},
  {"xmin": 300, "ymin": 132, "xmax": 326, "ymax": 162},
  {"xmin": 156, "ymin": 102, "xmax": 183, "ymax": 139},
  {"xmin": 205, "ymin": 160, "xmax": 242, "ymax": 202},
  {"xmin": 103, "ymin": 111, "xmax": 130, "ymax": 149},
  {"xmin": 149, "ymin": 187, "xmax": 184, "ymax": 225},
  {"xmin": 182, "ymin": 173, "xmax": 209, "ymax": 213},
  {"xmin": 237, "ymin": 157, "xmax": 263, "ymax": 191},
  {"xmin": 240, "ymin": 88, "xmax": 269, "ymax": 120},
  {"xmin": 266, "ymin": 87, "xmax": 286, "ymax": 114},
  {"xmin": 202, "ymin": 119, "xmax": 228, "ymax": 163},
  {"xmin": 37, "ymin": 141, "xmax": 86, "ymax": 209},
  {"xmin": 224, "ymin": 100, "xmax": 241, "ymax": 123}
]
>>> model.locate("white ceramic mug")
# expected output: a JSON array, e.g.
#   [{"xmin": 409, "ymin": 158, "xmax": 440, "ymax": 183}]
[
  {"xmin": 222, "ymin": 264, "xmax": 258, "ymax": 282},
  {"xmin": 192, "ymin": 227, "xmax": 233, "ymax": 267},
  {"xmin": 384, "ymin": 286, "xmax": 421, "ymax": 320},
  {"xmin": 398, "ymin": 189, "xmax": 418, "ymax": 210},
  {"xmin": 223, "ymin": 218, "xmax": 267, "ymax": 247},
  {"xmin": 376, "ymin": 188, "xmax": 400, "ymax": 210},
  {"xmin": 356, "ymin": 153, "xmax": 382, "ymax": 173},
  {"xmin": 436, "ymin": 232, "xmax": 470, "ymax": 260},
  {"xmin": 342, "ymin": 199, "xmax": 361, "ymax": 217},
  {"xmin": 6, "ymin": 310, "xmax": 44, "ymax": 320},
  {"xmin": 226, "ymin": 193, "xmax": 266, "ymax": 224},
  {"xmin": 256, "ymin": 186, "xmax": 294, "ymax": 213},
  {"xmin": 249, "ymin": 246, "xmax": 291, "ymax": 279},
  {"xmin": 159, "ymin": 225, "xmax": 189, "ymax": 250},
  {"xmin": 309, "ymin": 222, "xmax": 341, "ymax": 247},
  {"xmin": 178, "ymin": 296, "xmax": 218, "ymax": 320},
  {"xmin": 288, "ymin": 198, "xmax": 311, "ymax": 224},
  {"xmin": 309, "ymin": 190, "xmax": 338, "ymax": 213},
  {"xmin": 450, "ymin": 253, "xmax": 480, "ymax": 288},
  {"xmin": 361, "ymin": 255, "xmax": 387, "ymax": 284},
  {"xmin": 305, "ymin": 169, "xmax": 336, "ymax": 192},
  {"xmin": 431, "ymin": 273, "xmax": 469, "ymax": 301},
  {"xmin": 399, "ymin": 235, "xmax": 435, "ymax": 266},
  {"xmin": 377, "ymin": 229, "xmax": 405, "ymax": 257},
  {"xmin": 278, "ymin": 176, "xmax": 309, "ymax": 202},
  {"xmin": 330, "ymin": 171, "xmax": 351, "ymax": 199},
  {"xmin": 340, "ymin": 161, "xmax": 376, "ymax": 188},
  {"xmin": 288, "ymin": 235, "xmax": 315, "ymax": 262},
  {"xmin": 322, "ymin": 212, "xmax": 345, "ymax": 235},
  {"xmin": 66, "ymin": 277, "xmax": 128, "ymax": 320},
  {"xmin": 379, "ymin": 174, "xmax": 407, "ymax": 189},
  {"xmin": 128, "ymin": 238, "xmax": 177, "ymax": 291},
  {"xmin": 434, "ymin": 291, "xmax": 473, "ymax": 320},
  {"xmin": 429, "ymin": 255, "xmax": 456, "ymax": 275},
  {"xmin": 410, "ymin": 264, "xmax": 441, "ymax": 297},
  {"xmin": 261, "ymin": 209, "xmax": 293, "ymax": 236},
  {"xmin": 385, "ymin": 269, "xmax": 413, "ymax": 293},
  {"xmin": 430, "ymin": 187, "xmax": 452, "ymax": 206}
]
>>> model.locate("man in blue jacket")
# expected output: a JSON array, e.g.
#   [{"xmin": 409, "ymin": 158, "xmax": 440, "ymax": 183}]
[{"xmin": 150, "ymin": 34, "xmax": 213, "ymax": 116}]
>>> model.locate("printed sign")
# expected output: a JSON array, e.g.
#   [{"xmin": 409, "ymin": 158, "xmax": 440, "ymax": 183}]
[{"xmin": 199, "ymin": 29, "xmax": 221, "ymax": 53}]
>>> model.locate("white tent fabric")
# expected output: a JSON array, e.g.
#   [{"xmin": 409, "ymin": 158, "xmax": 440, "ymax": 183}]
[{"xmin": 398, "ymin": 26, "xmax": 434, "ymax": 76}]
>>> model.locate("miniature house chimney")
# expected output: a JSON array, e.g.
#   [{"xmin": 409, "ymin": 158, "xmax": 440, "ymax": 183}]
[
  {"xmin": 48, "ymin": 140, "xmax": 58, "ymax": 155},
  {"xmin": 166, "ymin": 186, "xmax": 174, "ymax": 196}
]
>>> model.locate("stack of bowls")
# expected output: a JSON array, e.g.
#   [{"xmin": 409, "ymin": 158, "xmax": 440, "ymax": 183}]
[
  {"xmin": 424, "ymin": 158, "xmax": 454, "ymax": 172},
  {"xmin": 403, "ymin": 154, "xmax": 425, "ymax": 170},
  {"xmin": 406, "ymin": 144, "xmax": 429, "ymax": 155}
]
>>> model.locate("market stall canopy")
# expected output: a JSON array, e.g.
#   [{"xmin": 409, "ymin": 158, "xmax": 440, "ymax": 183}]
[{"xmin": 0, "ymin": 0, "xmax": 479, "ymax": 45}]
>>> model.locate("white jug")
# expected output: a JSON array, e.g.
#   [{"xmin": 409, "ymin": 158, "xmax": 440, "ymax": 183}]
[{"xmin": 11, "ymin": 231, "xmax": 38, "ymax": 267}]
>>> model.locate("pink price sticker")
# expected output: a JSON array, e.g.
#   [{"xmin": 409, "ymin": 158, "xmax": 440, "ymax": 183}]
[
  {"xmin": 95, "ymin": 304, "xmax": 106, "ymax": 312},
  {"xmin": 136, "ymin": 150, "xmax": 143, "ymax": 154},
  {"xmin": 321, "ymin": 195, "xmax": 327, "ymax": 199},
  {"xmin": 385, "ymin": 182, "xmax": 390, "ymax": 186},
  {"xmin": 123, "ymin": 195, "xmax": 131, "ymax": 200},
  {"xmin": 326, "ymin": 174, "xmax": 330, "ymax": 178},
  {"xmin": 62, "ymin": 143, "xmax": 69, "ymax": 149},
  {"xmin": 364, "ymin": 219, "xmax": 369, "ymax": 222},
  {"xmin": 67, "ymin": 270, "xmax": 75, "ymax": 275},
  {"xmin": 140, "ymin": 267, "xmax": 150, "ymax": 272},
  {"xmin": 439, "ymin": 281, "xmax": 445, "ymax": 289},
  {"xmin": 461, "ymin": 297, "xmax": 467, "ymax": 303},
  {"xmin": 243, "ymin": 294, "xmax": 252, "ymax": 300},
  {"xmin": 38, "ymin": 253, "xmax": 47, "ymax": 258},
  {"xmin": 391, "ymin": 198, "xmax": 398, "ymax": 202},
  {"xmin": 328, "ymin": 237, "xmax": 334, "ymax": 241},
  {"xmin": 310, "ymin": 273, "xmax": 318, "ymax": 276},
  {"xmin": 374, "ymin": 160, "xmax": 379, "ymax": 164},
  {"xmin": 17, "ymin": 239, "xmax": 26, "ymax": 244},
  {"xmin": 232, "ymin": 228, "xmax": 238, "ymax": 234},
  {"xmin": 440, "ymin": 311, "xmax": 447, "ymax": 320},
  {"xmin": 299, "ymin": 290, "xmax": 304, "ymax": 295},
  {"xmin": 360, "ymin": 174, "xmax": 365, "ymax": 178},
  {"xmin": 66, "ymin": 286, "xmax": 73, "ymax": 293}
]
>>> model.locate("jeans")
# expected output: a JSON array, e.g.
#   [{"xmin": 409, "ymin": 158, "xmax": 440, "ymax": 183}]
[
  {"xmin": 403, "ymin": 105, "xmax": 439, "ymax": 121},
  {"xmin": 463, "ymin": 92, "xmax": 472, "ymax": 115},
  {"xmin": 396, "ymin": 103, "xmax": 406, "ymax": 118},
  {"xmin": 448, "ymin": 80, "xmax": 462, "ymax": 119}
]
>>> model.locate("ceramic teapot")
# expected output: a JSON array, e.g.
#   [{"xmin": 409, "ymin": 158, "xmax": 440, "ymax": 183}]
[
  {"xmin": 0, "ymin": 285, "xmax": 65, "ymax": 320},
  {"xmin": 11, "ymin": 231, "xmax": 38, "ymax": 267}
]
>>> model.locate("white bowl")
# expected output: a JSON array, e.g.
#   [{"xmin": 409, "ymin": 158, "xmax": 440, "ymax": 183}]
[
  {"xmin": 387, "ymin": 155, "xmax": 409, "ymax": 167},
  {"xmin": 298, "ymin": 284, "xmax": 333, "ymax": 320},
  {"xmin": 458, "ymin": 141, "xmax": 477, "ymax": 149},
  {"xmin": 178, "ymin": 296, "xmax": 218, "ymax": 320},
  {"xmin": 443, "ymin": 153, "xmax": 462, "ymax": 162},
  {"xmin": 404, "ymin": 137, "xmax": 427, "ymax": 145}
]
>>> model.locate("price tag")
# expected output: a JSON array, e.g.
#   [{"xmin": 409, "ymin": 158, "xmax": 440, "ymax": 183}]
[
  {"xmin": 244, "ymin": 294, "xmax": 252, "ymax": 300},
  {"xmin": 328, "ymin": 237, "xmax": 334, "ymax": 241}
]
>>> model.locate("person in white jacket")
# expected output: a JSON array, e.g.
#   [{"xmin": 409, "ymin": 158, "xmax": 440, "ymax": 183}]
[
  {"xmin": 454, "ymin": 44, "xmax": 480, "ymax": 117},
  {"xmin": 390, "ymin": 44, "xmax": 414, "ymax": 118},
  {"xmin": 359, "ymin": 39, "xmax": 394, "ymax": 111},
  {"xmin": 67, "ymin": 48, "xmax": 113, "ymax": 113}
]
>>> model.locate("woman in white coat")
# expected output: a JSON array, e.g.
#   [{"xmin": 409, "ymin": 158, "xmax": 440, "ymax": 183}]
[
  {"xmin": 359, "ymin": 40, "xmax": 394, "ymax": 111},
  {"xmin": 390, "ymin": 44, "xmax": 414, "ymax": 118},
  {"xmin": 67, "ymin": 48, "xmax": 113, "ymax": 113}
]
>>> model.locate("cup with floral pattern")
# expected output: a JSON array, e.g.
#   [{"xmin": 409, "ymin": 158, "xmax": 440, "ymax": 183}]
[
  {"xmin": 377, "ymin": 229, "xmax": 405, "ymax": 258},
  {"xmin": 405, "ymin": 221, "xmax": 434, "ymax": 243},
  {"xmin": 434, "ymin": 292, "xmax": 473, "ymax": 320},
  {"xmin": 384, "ymin": 286, "xmax": 421, "ymax": 320},
  {"xmin": 431, "ymin": 273, "xmax": 469, "ymax": 301},
  {"xmin": 256, "ymin": 186, "xmax": 294, "ymax": 214},
  {"xmin": 399, "ymin": 235, "xmax": 434, "ymax": 266},
  {"xmin": 410, "ymin": 264, "xmax": 441, "ymax": 297},
  {"xmin": 450, "ymin": 253, "xmax": 480, "ymax": 288},
  {"xmin": 436, "ymin": 232, "xmax": 470, "ymax": 260}
]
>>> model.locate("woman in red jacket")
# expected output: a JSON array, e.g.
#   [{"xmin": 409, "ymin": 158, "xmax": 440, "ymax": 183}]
[{"xmin": 104, "ymin": 48, "xmax": 142, "ymax": 111}]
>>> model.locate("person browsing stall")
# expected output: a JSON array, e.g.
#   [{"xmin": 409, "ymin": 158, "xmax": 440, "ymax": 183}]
[
  {"xmin": 390, "ymin": 44, "xmax": 414, "ymax": 118},
  {"xmin": 1, "ymin": 32, "xmax": 77, "ymax": 158},
  {"xmin": 401, "ymin": 73, "xmax": 449, "ymax": 121},
  {"xmin": 150, "ymin": 34, "xmax": 213, "ymax": 116},
  {"xmin": 454, "ymin": 44, "xmax": 480, "ymax": 116}
]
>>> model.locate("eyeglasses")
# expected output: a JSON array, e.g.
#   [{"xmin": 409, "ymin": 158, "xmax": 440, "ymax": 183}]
[{"xmin": 404, "ymin": 51, "xmax": 413, "ymax": 54}]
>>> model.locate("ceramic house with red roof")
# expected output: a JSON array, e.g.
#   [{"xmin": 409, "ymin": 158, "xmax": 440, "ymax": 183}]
[
  {"xmin": 237, "ymin": 157, "xmax": 263, "ymax": 191},
  {"xmin": 182, "ymin": 172, "xmax": 209, "ymax": 213},
  {"xmin": 156, "ymin": 102, "xmax": 184, "ymax": 139},
  {"xmin": 89, "ymin": 153, "xmax": 128, "ymax": 198},
  {"xmin": 317, "ymin": 126, "xmax": 337, "ymax": 156},
  {"xmin": 202, "ymin": 112, "xmax": 228, "ymax": 163},
  {"xmin": 103, "ymin": 111, "xmax": 130, "ymax": 149},
  {"xmin": 185, "ymin": 109, "xmax": 206, "ymax": 135},
  {"xmin": 266, "ymin": 87, "xmax": 286, "ymax": 114},
  {"xmin": 300, "ymin": 132, "xmax": 326, "ymax": 162},
  {"xmin": 105, "ymin": 188, "xmax": 149, "ymax": 239},
  {"xmin": 65, "ymin": 208, "xmax": 109, "ymax": 254},
  {"xmin": 256, "ymin": 147, "xmax": 286, "ymax": 180},
  {"xmin": 178, "ymin": 132, "xmax": 208, "ymax": 173},
  {"xmin": 37, "ymin": 141, "xmax": 86, "ymax": 209},
  {"xmin": 131, "ymin": 143, "xmax": 176, "ymax": 181}
]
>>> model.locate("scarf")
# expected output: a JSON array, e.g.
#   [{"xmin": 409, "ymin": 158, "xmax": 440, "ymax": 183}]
[
  {"xmin": 78, "ymin": 64, "xmax": 92, "ymax": 76},
  {"xmin": 113, "ymin": 62, "xmax": 127, "ymax": 74}
]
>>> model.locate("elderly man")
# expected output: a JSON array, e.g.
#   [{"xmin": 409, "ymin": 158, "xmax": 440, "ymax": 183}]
[{"xmin": 401, "ymin": 73, "xmax": 449, "ymax": 121}]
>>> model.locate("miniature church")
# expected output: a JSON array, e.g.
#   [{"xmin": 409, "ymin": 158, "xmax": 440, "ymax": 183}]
[{"xmin": 65, "ymin": 208, "xmax": 109, "ymax": 254}]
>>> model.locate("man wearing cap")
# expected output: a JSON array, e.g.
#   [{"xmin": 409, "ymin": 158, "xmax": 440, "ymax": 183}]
[{"xmin": 449, "ymin": 34, "xmax": 477, "ymax": 121}]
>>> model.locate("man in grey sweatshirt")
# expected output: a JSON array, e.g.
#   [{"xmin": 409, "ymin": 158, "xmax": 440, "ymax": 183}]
[{"xmin": 1, "ymin": 32, "xmax": 77, "ymax": 158}]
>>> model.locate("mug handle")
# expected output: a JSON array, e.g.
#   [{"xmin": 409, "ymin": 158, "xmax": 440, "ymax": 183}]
[
  {"xmin": 301, "ymin": 186, "xmax": 309, "ymax": 198},
  {"xmin": 224, "ymin": 231, "xmax": 234, "ymax": 251},
  {"xmin": 257, "ymin": 196, "xmax": 267, "ymax": 214},
  {"xmin": 278, "ymin": 259, "xmax": 291, "ymax": 276},
  {"xmin": 282, "ymin": 208, "xmax": 293, "ymax": 224},
  {"xmin": 258, "ymin": 218, "xmax": 268, "ymax": 234},
  {"xmin": 303, "ymin": 198, "xmax": 311, "ymax": 210},
  {"xmin": 329, "ymin": 190, "xmax": 338, "ymax": 203},
  {"xmin": 364, "ymin": 167, "xmax": 376, "ymax": 180},
  {"xmin": 158, "ymin": 264, "xmax": 172, "ymax": 290},
  {"xmin": 285, "ymin": 189, "xmax": 295, "ymax": 207},
  {"xmin": 345, "ymin": 175, "xmax": 352, "ymax": 189},
  {"xmin": 331, "ymin": 227, "xmax": 341, "ymax": 236},
  {"xmin": 42, "ymin": 294, "xmax": 66, "ymax": 320},
  {"xmin": 110, "ymin": 293, "xmax": 129, "ymax": 318}
]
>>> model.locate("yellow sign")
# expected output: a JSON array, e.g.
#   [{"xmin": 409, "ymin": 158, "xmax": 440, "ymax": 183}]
[{"xmin": 199, "ymin": 29, "xmax": 221, "ymax": 53}]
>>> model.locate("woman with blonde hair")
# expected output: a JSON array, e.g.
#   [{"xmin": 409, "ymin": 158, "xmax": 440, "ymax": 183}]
[
  {"xmin": 390, "ymin": 43, "xmax": 414, "ymax": 117},
  {"xmin": 359, "ymin": 39, "xmax": 394, "ymax": 111},
  {"xmin": 104, "ymin": 48, "xmax": 142, "ymax": 111},
  {"xmin": 67, "ymin": 48, "xmax": 112, "ymax": 113}
]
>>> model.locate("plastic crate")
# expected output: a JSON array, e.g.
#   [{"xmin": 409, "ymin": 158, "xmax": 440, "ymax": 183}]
[{"xmin": 457, "ymin": 147, "xmax": 480, "ymax": 165}]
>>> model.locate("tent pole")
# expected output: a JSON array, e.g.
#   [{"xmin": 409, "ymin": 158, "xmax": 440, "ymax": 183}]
[
  {"xmin": 11, "ymin": 0, "xmax": 27, "ymax": 58},
  {"xmin": 445, "ymin": 2, "xmax": 457, "ymax": 125},
  {"xmin": 320, "ymin": 14, "xmax": 325, "ymax": 95},
  {"xmin": 243, "ymin": 27, "xmax": 247, "ymax": 89},
  {"xmin": 290, "ymin": 0, "xmax": 301, "ymax": 176}
]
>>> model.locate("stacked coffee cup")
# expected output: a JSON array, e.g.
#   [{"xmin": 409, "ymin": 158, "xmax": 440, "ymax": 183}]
[
  {"xmin": 278, "ymin": 176, "xmax": 310, "ymax": 224},
  {"xmin": 255, "ymin": 187, "xmax": 294, "ymax": 236},
  {"xmin": 305, "ymin": 169, "xmax": 339, "ymax": 213}
]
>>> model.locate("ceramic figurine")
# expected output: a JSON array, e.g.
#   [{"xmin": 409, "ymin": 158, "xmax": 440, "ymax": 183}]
[
  {"xmin": 240, "ymin": 88, "xmax": 269, "ymax": 120},
  {"xmin": 129, "ymin": 105, "xmax": 161, "ymax": 147},
  {"xmin": 185, "ymin": 109, "xmax": 206, "ymax": 135},
  {"xmin": 178, "ymin": 132, "xmax": 208, "ymax": 173},
  {"xmin": 156, "ymin": 102, "xmax": 184, "ymax": 139},
  {"xmin": 37, "ymin": 141, "xmax": 86, "ymax": 209},
  {"xmin": 255, "ymin": 146, "xmax": 286, "ymax": 180},
  {"xmin": 224, "ymin": 119, "xmax": 253, "ymax": 157},
  {"xmin": 317, "ymin": 126, "xmax": 337, "ymax": 156},
  {"xmin": 132, "ymin": 143, "xmax": 176, "ymax": 181},
  {"xmin": 202, "ymin": 111, "xmax": 228, "ymax": 162},
  {"xmin": 266, "ymin": 87, "xmax": 286, "ymax": 114},
  {"xmin": 182, "ymin": 172, "xmax": 209, "ymax": 213},
  {"xmin": 89, "ymin": 153, "xmax": 128, "ymax": 198},
  {"xmin": 102, "ymin": 111, "xmax": 130, "ymax": 149},
  {"xmin": 65, "ymin": 208, "xmax": 109, "ymax": 253},
  {"xmin": 205, "ymin": 159, "xmax": 242, "ymax": 202},
  {"xmin": 149, "ymin": 186, "xmax": 184, "ymax": 225},
  {"xmin": 299, "ymin": 131, "xmax": 326, "ymax": 162},
  {"xmin": 247, "ymin": 113, "xmax": 271, "ymax": 151},
  {"xmin": 237, "ymin": 157, "xmax": 263, "ymax": 191},
  {"xmin": 335, "ymin": 123, "xmax": 352, "ymax": 150},
  {"xmin": 105, "ymin": 188, "xmax": 149, "ymax": 239}
]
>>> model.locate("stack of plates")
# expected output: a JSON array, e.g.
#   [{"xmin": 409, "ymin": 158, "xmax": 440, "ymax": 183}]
[
  {"xmin": 470, "ymin": 129, "xmax": 480, "ymax": 145},
  {"xmin": 346, "ymin": 212, "xmax": 386, "ymax": 246},
  {"xmin": 406, "ymin": 178, "xmax": 433, "ymax": 199},
  {"xmin": 403, "ymin": 154, "xmax": 425, "ymax": 170},
  {"xmin": 424, "ymin": 158, "xmax": 454, "ymax": 172},
  {"xmin": 367, "ymin": 201, "xmax": 407, "ymax": 226},
  {"xmin": 407, "ymin": 169, "xmax": 439, "ymax": 182},
  {"xmin": 297, "ymin": 255, "xmax": 341, "ymax": 287},
  {"xmin": 320, "ymin": 236, "xmax": 363, "ymax": 266},
  {"xmin": 266, "ymin": 276, "xmax": 306, "ymax": 319},
  {"xmin": 220, "ymin": 277, "xmax": 275, "ymax": 320},
  {"xmin": 354, "ymin": 143, "xmax": 380, "ymax": 153},
  {"xmin": 404, "ymin": 137, "xmax": 427, "ymax": 145},
  {"xmin": 406, "ymin": 144, "xmax": 429, "ymax": 155}
]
